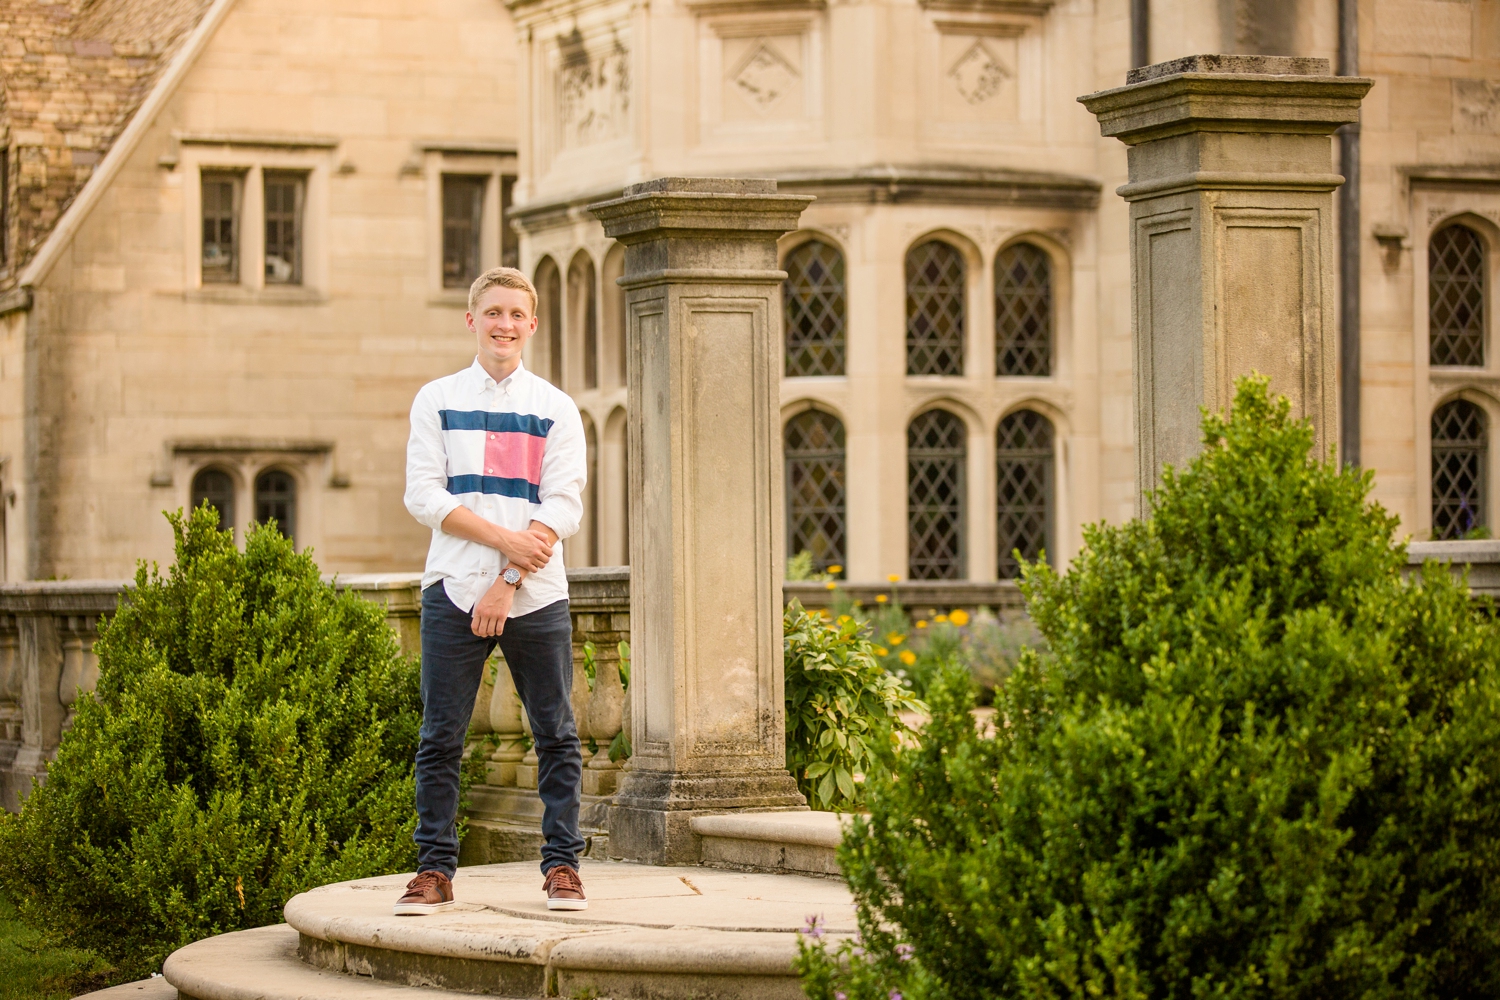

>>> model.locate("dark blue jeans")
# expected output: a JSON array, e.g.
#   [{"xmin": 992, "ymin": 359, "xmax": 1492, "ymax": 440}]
[{"xmin": 415, "ymin": 584, "xmax": 584, "ymax": 877}]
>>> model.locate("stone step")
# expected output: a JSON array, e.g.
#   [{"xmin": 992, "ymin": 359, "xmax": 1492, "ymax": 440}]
[
  {"xmin": 691, "ymin": 810, "xmax": 855, "ymax": 876},
  {"xmin": 164, "ymin": 924, "xmax": 515, "ymax": 1000},
  {"xmin": 277, "ymin": 861, "xmax": 854, "ymax": 999}
]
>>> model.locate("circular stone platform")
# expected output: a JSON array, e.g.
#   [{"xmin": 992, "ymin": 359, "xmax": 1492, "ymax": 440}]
[{"xmin": 165, "ymin": 861, "xmax": 858, "ymax": 1000}]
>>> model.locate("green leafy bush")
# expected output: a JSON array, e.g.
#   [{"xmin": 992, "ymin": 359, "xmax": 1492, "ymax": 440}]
[
  {"xmin": 784, "ymin": 603, "xmax": 924, "ymax": 811},
  {"xmin": 800, "ymin": 377, "xmax": 1500, "ymax": 999},
  {"xmin": 0, "ymin": 507, "xmax": 422, "ymax": 980}
]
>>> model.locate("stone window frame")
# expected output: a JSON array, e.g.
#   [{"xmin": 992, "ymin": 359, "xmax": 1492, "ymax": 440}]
[
  {"xmin": 162, "ymin": 441, "xmax": 341, "ymax": 553},
  {"xmin": 1429, "ymin": 392, "xmax": 1491, "ymax": 541},
  {"xmin": 177, "ymin": 136, "xmax": 333, "ymax": 301},
  {"xmin": 1409, "ymin": 186, "xmax": 1500, "ymax": 538},
  {"xmin": 992, "ymin": 231, "xmax": 1071, "ymax": 382},
  {"xmin": 904, "ymin": 232, "xmax": 981, "ymax": 378},
  {"xmin": 421, "ymin": 144, "xmax": 518, "ymax": 307},
  {"xmin": 780, "ymin": 230, "xmax": 849, "ymax": 379},
  {"xmin": 782, "ymin": 402, "xmax": 848, "ymax": 577}
]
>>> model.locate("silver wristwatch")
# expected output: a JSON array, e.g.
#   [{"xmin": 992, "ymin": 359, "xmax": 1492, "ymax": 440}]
[{"xmin": 502, "ymin": 566, "xmax": 522, "ymax": 588}]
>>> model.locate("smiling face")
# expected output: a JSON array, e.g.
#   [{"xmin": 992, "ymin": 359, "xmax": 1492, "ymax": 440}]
[{"xmin": 467, "ymin": 285, "xmax": 537, "ymax": 380}]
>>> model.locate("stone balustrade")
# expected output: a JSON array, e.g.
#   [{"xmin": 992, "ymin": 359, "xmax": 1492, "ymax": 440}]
[{"xmin": 5, "ymin": 544, "xmax": 1494, "ymax": 814}]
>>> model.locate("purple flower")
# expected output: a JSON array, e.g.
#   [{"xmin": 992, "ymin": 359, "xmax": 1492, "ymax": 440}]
[
  {"xmin": 889, "ymin": 992, "xmax": 903, "ymax": 1000},
  {"xmin": 895, "ymin": 943, "xmax": 915, "ymax": 963},
  {"xmin": 802, "ymin": 914, "xmax": 825, "ymax": 939},
  {"xmin": 835, "ymin": 993, "xmax": 847, "ymax": 1000}
]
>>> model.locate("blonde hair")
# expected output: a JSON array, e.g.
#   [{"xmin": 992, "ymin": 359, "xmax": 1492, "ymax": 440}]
[{"xmin": 468, "ymin": 266, "xmax": 538, "ymax": 316}]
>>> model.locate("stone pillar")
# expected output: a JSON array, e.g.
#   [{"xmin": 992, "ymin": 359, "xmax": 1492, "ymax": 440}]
[
  {"xmin": 1079, "ymin": 55, "xmax": 1371, "ymax": 504},
  {"xmin": 590, "ymin": 178, "xmax": 813, "ymax": 864}
]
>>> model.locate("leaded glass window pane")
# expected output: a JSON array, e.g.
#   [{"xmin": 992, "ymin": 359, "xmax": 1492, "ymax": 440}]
[
  {"xmin": 443, "ymin": 175, "xmax": 485, "ymax": 289},
  {"xmin": 784, "ymin": 240, "xmax": 846, "ymax": 377},
  {"xmin": 908, "ymin": 409, "xmax": 966, "ymax": 580},
  {"xmin": 906, "ymin": 242, "xmax": 966, "ymax": 376},
  {"xmin": 254, "ymin": 469, "xmax": 297, "ymax": 543},
  {"xmin": 201, "ymin": 172, "xmax": 241, "ymax": 284},
  {"xmin": 996, "ymin": 243, "xmax": 1053, "ymax": 376},
  {"xmin": 191, "ymin": 468, "xmax": 236, "ymax": 533},
  {"xmin": 997, "ymin": 410, "xmax": 1053, "ymax": 578},
  {"xmin": 1430, "ymin": 224, "xmax": 1486, "ymax": 367},
  {"xmin": 264, "ymin": 171, "xmax": 305, "ymax": 285},
  {"xmin": 785, "ymin": 411, "xmax": 846, "ymax": 574},
  {"xmin": 1432, "ymin": 399, "xmax": 1487, "ymax": 540}
]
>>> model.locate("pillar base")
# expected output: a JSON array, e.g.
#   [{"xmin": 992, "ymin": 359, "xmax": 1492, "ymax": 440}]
[{"xmin": 607, "ymin": 770, "xmax": 808, "ymax": 865}]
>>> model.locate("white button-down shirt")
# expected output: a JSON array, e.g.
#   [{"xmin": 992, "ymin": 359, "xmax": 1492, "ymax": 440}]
[{"xmin": 404, "ymin": 358, "xmax": 586, "ymax": 616}]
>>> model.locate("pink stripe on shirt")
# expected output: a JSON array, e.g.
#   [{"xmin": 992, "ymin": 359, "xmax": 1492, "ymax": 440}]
[{"xmin": 482, "ymin": 430, "xmax": 546, "ymax": 483}]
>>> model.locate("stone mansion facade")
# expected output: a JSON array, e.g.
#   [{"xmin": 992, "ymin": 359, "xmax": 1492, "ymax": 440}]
[{"xmin": 0, "ymin": 0, "xmax": 1496, "ymax": 582}]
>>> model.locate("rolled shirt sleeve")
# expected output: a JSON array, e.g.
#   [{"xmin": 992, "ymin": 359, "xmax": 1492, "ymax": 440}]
[
  {"xmin": 404, "ymin": 385, "xmax": 464, "ymax": 531},
  {"xmin": 532, "ymin": 401, "xmax": 586, "ymax": 542}
]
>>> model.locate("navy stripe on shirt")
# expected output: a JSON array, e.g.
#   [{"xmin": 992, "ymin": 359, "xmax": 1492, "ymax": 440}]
[
  {"xmin": 439, "ymin": 409, "xmax": 554, "ymax": 436},
  {"xmin": 446, "ymin": 474, "xmax": 542, "ymax": 504}
]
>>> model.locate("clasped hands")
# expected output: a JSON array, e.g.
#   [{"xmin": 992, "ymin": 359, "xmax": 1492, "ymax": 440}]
[{"xmin": 471, "ymin": 525, "xmax": 554, "ymax": 638}]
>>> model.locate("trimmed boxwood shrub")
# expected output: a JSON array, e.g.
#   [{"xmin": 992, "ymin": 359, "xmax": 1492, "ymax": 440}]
[
  {"xmin": 799, "ymin": 377, "xmax": 1500, "ymax": 999},
  {"xmin": 0, "ymin": 508, "xmax": 422, "ymax": 980}
]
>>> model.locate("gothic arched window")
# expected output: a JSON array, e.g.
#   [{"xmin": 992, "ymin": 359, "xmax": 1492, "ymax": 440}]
[
  {"xmin": 907, "ymin": 409, "xmax": 966, "ymax": 580},
  {"xmin": 785, "ymin": 410, "xmax": 846, "ymax": 574},
  {"xmin": 191, "ymin": 467, "xmax": 236, "ymax": 532},
  {"xmin": 1430, "ymin": 224, "xmax": 1487, "ymax": 368},
  {"xmin": 996, "ymin": 243, "xmax": 1053, "ymax": 377},
  {"xmin": 254, "ymin": 469, "xmax": 296, "ymax": 542},
  {"xmin": 1432, "ymin": 399, "xmax": 1488, "ymax": 540},
  {"xmin": 535, "ymin": 257, "xmax": 563, "ymax": 386},
  {"xmin": 996, "ymin": 410, "xmax": 1054, "ymax": 578},
  {"xmin": 784, "ymin": 240, "xmax": 847, "ymax": 377},
  {"xmin": 569, "ymin": 253, "xmax": 599, "ymax": 390},
  {"xmin": 906, "ymin": 241, "xmax": 966, "ymax": 376}
]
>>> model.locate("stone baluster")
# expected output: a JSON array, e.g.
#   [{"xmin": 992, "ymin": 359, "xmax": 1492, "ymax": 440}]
[
  {"xmin": 0, "ymin": 618, "xmax": 19, "ymax": 744},
  {"xmin": 486, "ymin": 654, "xmax": 526, "ymax": 786},
  {"xmin": 582, "ymin": 646, "xmax": 625, "ymax": 797},
  {"xmin": 516, "ymin": 706, "xmax": 538, "ymax": 789},
  {"xmin": 58, "ymin": 618, "xmax": 85, "ymax": 731},
  {"xmin": 79, "ymin": 617, "xmax": 100, "ymax": 696}
]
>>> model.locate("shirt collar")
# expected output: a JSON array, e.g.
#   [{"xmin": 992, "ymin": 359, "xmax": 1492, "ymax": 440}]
[{"xmin": 468, "ymin": 357, "xmax": 527, "ymax": 393}]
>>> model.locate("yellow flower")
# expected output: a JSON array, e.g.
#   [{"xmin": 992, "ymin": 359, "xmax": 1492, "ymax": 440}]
[
  {"xmin": 899, "ymin": 649, "xmax": 917, "ymax": 666},
  {"xmin": 887, "ymin": 633, "xmax": 905, "ymax": 646},
  {"xmin": 825, "ymin": 581, "xmax": 837, "ymax": 590},
  {"xmin": 934, "ymin": 614, "xmax": 949, "ymax": 623},
  {"xmin": 827, "ymin": 564, "xmax": 843, "ymax": 575},
  {"xmin": 916, "ymin": 620, "xmax": 928, "ymax": 629},
  {"xmin": 887, "ymin": 573, "xmax": 900, "ymax": 583},
  {"xmin": 949, "ymin": 609, "xmax": 970, "ymax": 627},
  {"xmin": 837, "ymin": 614, "xmax": 852, "ymax": 624},
  {"xmin": 875, "ymin": 594, "xmax": 888, "ymax": 604},
  {"xmin": 874, "ymin": 646, "xmax": 889, "ymax": 656}
]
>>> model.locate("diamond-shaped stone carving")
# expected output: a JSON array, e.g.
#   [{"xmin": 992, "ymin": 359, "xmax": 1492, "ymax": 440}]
[
  {"xmin": 949, "ymin": 40, "xmax": 1008, "ymax": 105},
  {"xmin": 733, "ymin": 42, "xmax": 798, "ymax": 110}
]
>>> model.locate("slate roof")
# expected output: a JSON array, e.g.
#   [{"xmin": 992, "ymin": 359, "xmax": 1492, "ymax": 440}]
[{"xmin": 0, "ymin": 0, "xmax": 214, "ymax": 288}]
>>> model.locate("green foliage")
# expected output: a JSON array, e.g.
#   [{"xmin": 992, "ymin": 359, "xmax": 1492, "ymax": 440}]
[
  {"xmin": 0, "ymin": 506, "xmax": 422, "ymax": 981},
  {"xmin": 800, "ymin": 376, "xmax": 1500, "ymax": 999},
  {"xmin": 0, "ymin": 892, "xmax": 111, "ymax": 1000},
  {"xmin": 784, "ymin": 603, "xmax": 924, "ymax": 811},
  {"xmin": 838, "ymin": 594, "xmax": 1044, "ymax": 704},
  {"xmin": 787, "ymin": 550, "xmax": 833, "ymax": 582}
]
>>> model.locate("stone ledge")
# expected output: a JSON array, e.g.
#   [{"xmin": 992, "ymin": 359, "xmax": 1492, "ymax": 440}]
[
  {"xmin": 75, "ymin": 976, "xmax": 178, "ymax": 1000},
  {"xmin": 692, "ymin": 811, "xmax": 852, "ymax": 876}
]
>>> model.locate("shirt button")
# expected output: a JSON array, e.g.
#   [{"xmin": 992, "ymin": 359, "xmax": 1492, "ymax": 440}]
[{"xmin": 490, "ymin": 433, "xmax": 496, "ymax": 439}]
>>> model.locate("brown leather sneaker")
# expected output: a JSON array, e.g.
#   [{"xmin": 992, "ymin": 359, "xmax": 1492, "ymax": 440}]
[
  {"xmin": 543, "ymin": 865, "xmax": 588, "ymax": 911},
  {"xmin": 393, "ymin": 870, "xmax": 455, "ymax": 915}
]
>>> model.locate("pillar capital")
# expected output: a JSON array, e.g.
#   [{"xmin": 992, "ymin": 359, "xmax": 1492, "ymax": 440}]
[
  {"xmin": 1080, "ymin": 57, "xmax": 1371, "ymax": 504},
  {"xmin": 590, "ymin": 178, "xmax": 813, "ymax": 865}
]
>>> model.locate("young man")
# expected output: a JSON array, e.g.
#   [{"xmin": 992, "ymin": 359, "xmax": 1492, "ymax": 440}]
[{"xmin": 397, "ymin": 266, "xmax": 589, "ymax": 915}]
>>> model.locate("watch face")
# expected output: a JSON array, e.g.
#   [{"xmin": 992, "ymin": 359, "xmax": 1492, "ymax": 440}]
[{"xmin": 503, "ymin": 568, "xmax": 521, "ymax": 585}]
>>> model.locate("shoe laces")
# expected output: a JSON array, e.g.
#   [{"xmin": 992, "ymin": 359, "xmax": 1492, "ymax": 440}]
[
  {"xmin": 407, "ymin": 870, "xmax": 447, "ymax": 891},
  {"xmin": 545, "ymin": 866, "xmax": 582, "ymax": 892}
]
